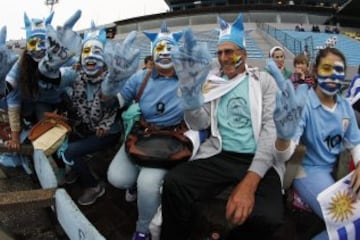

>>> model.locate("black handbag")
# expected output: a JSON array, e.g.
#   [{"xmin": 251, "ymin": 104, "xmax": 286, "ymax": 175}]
[
  {"xmin": 124, "ymin": 70, "xmax": 192, "ymax": 168},
  {"xmin": 126, "ymin": 119, "xmax": 193, "ymax": 169}
]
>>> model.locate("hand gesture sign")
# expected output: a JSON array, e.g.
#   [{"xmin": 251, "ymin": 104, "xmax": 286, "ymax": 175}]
[
  {"xmin": 40, "ymin": 10, "xmax": 82, "ymax": 78},
  {"xmin": 102, "ymin": 31, "xmax": 140, "ymax": 96},
  {"xmin": 172, "ymin": 28, "xmax": 212, "ymax": 110},
  {"xmin": 266, "ymin": 59, "xmax": 308, "ymax": 140}
]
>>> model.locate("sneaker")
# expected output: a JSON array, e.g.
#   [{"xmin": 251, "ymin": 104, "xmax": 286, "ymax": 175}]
[
  {"xmin": 125, "ymin": 187, "xmax": 137, "ymax": 202},
  {"xmin": 132, "ymin": 231, "xmax": 151, "ymax": 240},
  {"xmin": 78, "ymin": 184, "xmax": 105, "ymax": 206},
  {"xmin": 64, "ymin": 170, "xmax": 79, "ymax": 185}
]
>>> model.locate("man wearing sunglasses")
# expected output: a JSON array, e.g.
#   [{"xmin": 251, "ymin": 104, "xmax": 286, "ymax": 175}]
[{"xmin": 160, "ymin": 13, "xmax": 286, "ymax": 240}]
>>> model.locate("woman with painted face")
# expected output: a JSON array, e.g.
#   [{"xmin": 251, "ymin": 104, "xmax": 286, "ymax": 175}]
[
  {"xmin": 106, "ymin": 22, "xmax": 188, "ymax": 240},
  {"xmin": 268, "ymin": 46, "xmax": 292, "ymax": 80},
  {"xmin": 38, "ymin": 19, "xmax": 140, "ymax": 205},
  {"xmin": 271, "ymin": 47, "xmax": 360, "ymax": 239},
  {"xmin": 4, "ymin": 11, "xmax": 78, "ymax": 150}
]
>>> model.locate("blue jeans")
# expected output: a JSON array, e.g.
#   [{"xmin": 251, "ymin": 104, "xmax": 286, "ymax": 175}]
[
  {"xmin": 64, "ymin": 132, "xmax": 121, "ymax": 188},
  {"xmin": 107, "ymin": 144, "xmax": 167, "ymax": 233},
  {"xmin": 293, "ymin": 170, "xmax": 334, "ymax": 240}
]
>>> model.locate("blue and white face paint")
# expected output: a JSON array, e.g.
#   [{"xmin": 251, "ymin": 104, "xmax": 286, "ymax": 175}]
[
  {"xmin": 26, "ymin": 35, "xmax": 47, "ymax": 62},
  {"xmin": 81, "ymin": 22, "xmax": 107, "ymax": 76},
  {"xmin": 153, "ymin": 39, "xmax": 175, "ymax": 69},
  {"xmin": 143, "ymin": 22, "xmax": 183, "ymax": 71},
  {"xmin": 317, "ymin": 60, "xmax": 345, "ymax": 96},
  {"xmin": 81, "ymin": 39, "xmax": 105, "ymax": 76}
]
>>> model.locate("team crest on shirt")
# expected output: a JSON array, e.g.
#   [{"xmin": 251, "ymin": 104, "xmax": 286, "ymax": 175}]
[{"xmin": 342, "ymin": 118, "xmax": 350, "ymax": 133}]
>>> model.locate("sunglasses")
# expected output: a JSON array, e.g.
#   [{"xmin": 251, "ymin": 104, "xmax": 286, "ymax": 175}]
[{"xmin": 217, "ymin": 48, "xmax": 243, "ymax": 56}]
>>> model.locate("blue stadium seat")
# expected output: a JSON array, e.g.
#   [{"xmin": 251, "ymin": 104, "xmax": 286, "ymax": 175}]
[
  {"xmin": 283, "ymin": 30, "xmax": 360, "ymax": 66},
  {"xmin": 116, "ymin": 29, "xmax": 265, "ymax": 62}
]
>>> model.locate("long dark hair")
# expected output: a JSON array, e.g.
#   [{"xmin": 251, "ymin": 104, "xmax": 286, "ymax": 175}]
[{"xmin": 19, "ymin": 51, "xmax": 40, "ymax": 98}]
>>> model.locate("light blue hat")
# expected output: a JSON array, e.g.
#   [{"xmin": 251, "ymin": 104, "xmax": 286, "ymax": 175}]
[
  {"xmin": 217, "ymin": 14, "xmax": 246, "ymax": 50},
  {"xmin": 24, "ymin": 11, "xmax": 54, "ymax": 41},
  {"xmin": 143, "ymin": 22, "xmax": 183, "ymax": 53},
  {"xmin": 82, "ymin": 21, "xmax": 107, "ymax": 47}
]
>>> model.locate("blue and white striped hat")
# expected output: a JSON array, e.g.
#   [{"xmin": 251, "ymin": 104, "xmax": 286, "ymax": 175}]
[{"xmin": 24, "ymin": 11, "xmax": 54, "ymax": 41}]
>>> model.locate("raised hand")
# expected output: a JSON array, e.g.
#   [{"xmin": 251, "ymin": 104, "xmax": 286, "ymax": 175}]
[
  {"xmin": 0, "ymin": 26, "xmax": 18, "ymax": 95},
  {"xmin": 172, "ymin": 28, "xmax": 212, "ymax": 110},
  {"xmin": 266, "ymin": 59, "xmax": 308, "ymax": 140},
  {"xmin": 39, "ymin": 10, "xmax": 82, "ymax": 78},
  {"xmin": 102, "ymin": 31, "xmax": 140, "ymax": 96}
]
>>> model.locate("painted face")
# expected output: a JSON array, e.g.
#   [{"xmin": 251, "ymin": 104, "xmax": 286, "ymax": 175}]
[
  {"xmin": 317, "ymin": 57, "xmax": 345, "ymax": 96},
  {"xmin": 81, "ymin": 39, "xmax": 105, "ymax": 76},
  {"xmin": 153, "ymin": 40, "xmax": 174, "ymax": 69},
  {"xmin": 26, "ymin": 35, "xmax": 46, "ymax": 62},
  {"xmin": 217, "ymin": 42, "xmax": 246, "ymax": 79},
  {"xmin": 272, "ymin": 49, "xmax": 285, "ymax": 69}
]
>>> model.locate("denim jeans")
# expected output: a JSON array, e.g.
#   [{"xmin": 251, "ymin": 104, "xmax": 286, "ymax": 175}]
[
  {"xmin": 107, "ymin": 144, "xmax": 167, "ymax": 233},
  {"xmin": 64, "ymin": 132, "xmax": 121, "ymax": 188},
  {"xmin": 293, "ymin": 170, "xmax": 334, "ymax": 240}
]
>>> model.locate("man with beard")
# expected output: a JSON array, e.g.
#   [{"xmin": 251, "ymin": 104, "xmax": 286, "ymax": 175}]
[{"xmin": 159, "ymin": 14, "xmax": 286, "ymax": 240}]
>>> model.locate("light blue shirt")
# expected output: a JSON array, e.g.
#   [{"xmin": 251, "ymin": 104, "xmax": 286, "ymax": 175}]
[
  {"xmin": 295, "ymin": 88, "xmax": 360, "ymax": 173},
  {"xmin": 217, "ymin": 76, "xmax": 256, "ymax": 153},
  {"xmin": 120, "ymin": 69, "xmax": 183, "ymax": 127},
  {"xmin": 5, "ymin": 59, "xmax": 75, "ymax": 105}
]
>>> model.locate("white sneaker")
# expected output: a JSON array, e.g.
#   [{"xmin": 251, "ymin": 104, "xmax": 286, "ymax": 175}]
[{"xmin": 125, "ymin": 188, "xmax": 137, "ymax": 202}]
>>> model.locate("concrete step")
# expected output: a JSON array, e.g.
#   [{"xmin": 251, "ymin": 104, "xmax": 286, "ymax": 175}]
[{"xmin": 0, "ymin": 188, "xmax": 56, "ymax": 210}]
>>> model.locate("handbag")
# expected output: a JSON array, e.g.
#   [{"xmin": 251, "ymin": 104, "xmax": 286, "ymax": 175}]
[
  {"xmin": 125, "ymin": 71, "xmax": 193, "ymax": 169},
  {"xmin": 28, "ymin": 112, "xmax": 71, "ymax": 156}
]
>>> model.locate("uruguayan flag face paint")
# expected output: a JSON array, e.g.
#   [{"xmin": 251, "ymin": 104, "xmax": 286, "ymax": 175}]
[
  {"xmin": 153, "ymin": 39, "xmax": 175, "ymax": 69},
  {"xmin": 317, "ymin": 60, "xmax": 345, "ymax": 96},
  {"xmin": 26, "ymin": 36, "xmax": 47, "ymax": 62},
  {"xmin": 81, "ymin": 39, "xmax": 105, "ymax": 76}
]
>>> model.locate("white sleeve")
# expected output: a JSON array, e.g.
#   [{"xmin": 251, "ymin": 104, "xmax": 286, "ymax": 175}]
[{"xmin": 273, "ymin": 140, "xmax": 297, "ymax": 162}]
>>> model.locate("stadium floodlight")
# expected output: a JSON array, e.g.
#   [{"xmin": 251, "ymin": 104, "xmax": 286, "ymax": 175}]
[{"xmin": 44, "ymin": 0, "xmax": 59, "ymax": 13}]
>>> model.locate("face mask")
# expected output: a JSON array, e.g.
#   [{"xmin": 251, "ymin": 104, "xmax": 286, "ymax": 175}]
[
  {"xmin": 153, "ymin": 40, "xmax": 174, "ymax": 69},
  {"xmin": 26, "ymin": 36, "xmax": 47, "ymax": 62},
  {"xmin": 81, "ymin": 39, "xmax": 105, "ymax": 76},
  {"xmin": 317, "ymin": 61, "xmax": 345, "ymax": 96}
]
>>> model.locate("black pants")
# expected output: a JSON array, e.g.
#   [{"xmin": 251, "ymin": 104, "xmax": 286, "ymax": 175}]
[{"xmin": 160, "ymin": 151, "xmax": 284, "ymax": 240}]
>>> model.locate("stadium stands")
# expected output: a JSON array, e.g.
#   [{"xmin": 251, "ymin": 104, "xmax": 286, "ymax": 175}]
[
  {"xmin": 283, "ymin": 30, "xmax": 360, "ymax": 66},
  {"xmin": 116, "ymin": 29, "xmax": 265, "ymax": 61}
]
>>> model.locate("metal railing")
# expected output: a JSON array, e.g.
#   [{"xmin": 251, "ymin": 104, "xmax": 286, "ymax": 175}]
[{"xmin": 259, "ymin": 23, "xmax": 315, "ymax": 62}]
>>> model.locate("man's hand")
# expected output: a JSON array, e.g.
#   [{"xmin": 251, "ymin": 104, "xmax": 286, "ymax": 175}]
[
  {"xmin": 102, "ymin": 31, "xmax": 140, "ymax": 96},
  {"xmin": 350, "ymin": 162, "xmax": 360, "ymax": 200},
  {"xmin": 172, "ymin": 28, "xmax": 211, "ymax": 110},
  {"xmin": 266, "ymin": 59, "xmax": 308, "ymax": 140},
  {"xmin": 226, "ymin": 172, "xmax": 260, "ymax": 225},
  {"xmin": 39, "ymin": 10, "xmax": 82, "ymax": 78}
]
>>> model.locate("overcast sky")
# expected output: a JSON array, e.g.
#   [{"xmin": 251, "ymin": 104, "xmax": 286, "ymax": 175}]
[{"xmin": 1, "ymin": 0, "xmax": 169, "ymax": 40}]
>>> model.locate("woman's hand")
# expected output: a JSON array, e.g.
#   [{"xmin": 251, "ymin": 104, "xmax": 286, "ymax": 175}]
[{"xmin": 7, "ymin": 131, "xmax": 20, "ymax": 151}]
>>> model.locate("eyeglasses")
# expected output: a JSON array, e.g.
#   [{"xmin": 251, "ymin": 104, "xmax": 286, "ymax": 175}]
[{"xmin": 217, "ymin": 48, "xmax": 243, "ymax": 56}]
